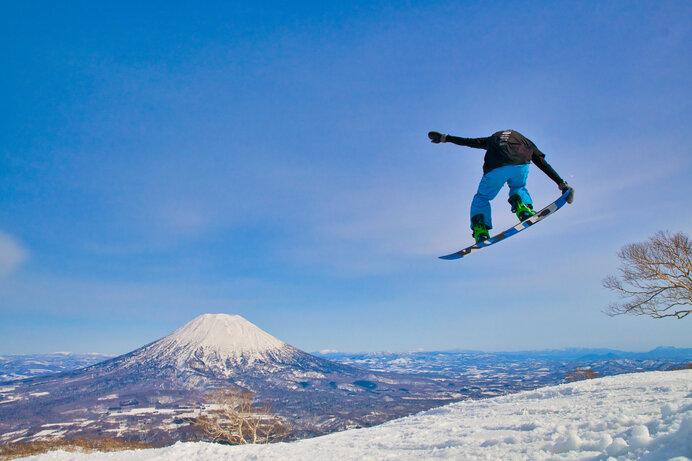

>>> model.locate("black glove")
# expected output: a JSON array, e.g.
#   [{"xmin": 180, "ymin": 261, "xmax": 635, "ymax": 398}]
[
  {"xmin": 428, "ymin": 131, "xmax": 447, "ymax": 143},
  {"xmin": 559, "ymin": 181, "xmax": 574, "ymax": 204}
]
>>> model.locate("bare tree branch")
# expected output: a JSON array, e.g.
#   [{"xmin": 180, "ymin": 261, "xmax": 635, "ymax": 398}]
[
  {"xmin": 195, "ymin": 387, "xmax": 291, "ymax": 445},
  {"xmin": 603, "ymin": 231, "xmax": 692, "ymax": 319}
]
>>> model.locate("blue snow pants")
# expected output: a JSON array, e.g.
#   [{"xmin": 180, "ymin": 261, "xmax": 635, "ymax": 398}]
[{"xmin": 470, "ymin": 164, "xmax": 532, "ymax": 230}]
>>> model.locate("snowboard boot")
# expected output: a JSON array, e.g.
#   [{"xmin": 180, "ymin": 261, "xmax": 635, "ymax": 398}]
[
  {"xmin": 471, "ymin": 214, "xmax": 490, "ymax": 243},
  {"xmin": 508, "ymin": 194, "xmax": 535, "ymax": 222}
]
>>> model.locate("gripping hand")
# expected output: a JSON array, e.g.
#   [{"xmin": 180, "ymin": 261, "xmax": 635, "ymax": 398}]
[
  {"xmin": 428, "ymin": 131, "xmax": 447, "ymax": 143},
  {"xmin": 559, "ymin": 181, "xmax": 575, "ymax": 204}
]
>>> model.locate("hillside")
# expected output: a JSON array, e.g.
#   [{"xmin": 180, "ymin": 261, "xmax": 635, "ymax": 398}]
[{"xmin": 17, "ymin": 370, "xmax": 692, "ymax": 461}]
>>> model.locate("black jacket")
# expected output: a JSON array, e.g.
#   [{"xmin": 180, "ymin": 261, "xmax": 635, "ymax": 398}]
[{"xmin": 446, "ymin": 130, "xmax": 564, "ymax": 185}]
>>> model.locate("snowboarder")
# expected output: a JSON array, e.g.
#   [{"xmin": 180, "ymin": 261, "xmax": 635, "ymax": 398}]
[{"xmin": 428, "ymin": 129, "xmax": 574, "ymax": 243}]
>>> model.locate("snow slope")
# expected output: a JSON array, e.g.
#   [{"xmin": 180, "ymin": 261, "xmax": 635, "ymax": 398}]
[{"xmin": 18, "ymin": 370, "xmax": 692, "ymax": 461}]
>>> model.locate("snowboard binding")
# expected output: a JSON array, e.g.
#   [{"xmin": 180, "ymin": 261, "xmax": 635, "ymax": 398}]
[
  {"xmin": 508, "ymin": 195, "xmax": 535, "ymax": 222},
  {"xmin": 471, "ymin": 214, "xmax": 490, "ymax": 244}
]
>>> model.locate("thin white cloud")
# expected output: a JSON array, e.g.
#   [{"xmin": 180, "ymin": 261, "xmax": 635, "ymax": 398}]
[{"xmin": 0, "ymin": 231, "xmax": 29, "ymax": 277}]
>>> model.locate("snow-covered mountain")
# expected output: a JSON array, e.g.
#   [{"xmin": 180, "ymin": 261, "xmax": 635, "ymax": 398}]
[
  {"xmin": 0, "ymin": 314, "xmax": 467, "ymax": 444},
  {"xmin": 16, "ymin": 370, "xmax": 692, "ymax": 461},
  {"xmin": 146, "ymin": 314, "xmax": 290, "ymax": 366},
  {"xmin": 108, "ymin": 313, "xmax": 349, "ymax": 387}
]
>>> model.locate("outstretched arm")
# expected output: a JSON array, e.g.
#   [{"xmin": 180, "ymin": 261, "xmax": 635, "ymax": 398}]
[{"xmin": 428, "ymin": 132, "xmax": 490, "ymax": 149}]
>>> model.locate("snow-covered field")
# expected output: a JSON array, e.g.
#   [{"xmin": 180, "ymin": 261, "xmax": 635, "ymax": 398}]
[{"xmin": 18, "ymin": 370, "xmax": 692, "ymax": 461}]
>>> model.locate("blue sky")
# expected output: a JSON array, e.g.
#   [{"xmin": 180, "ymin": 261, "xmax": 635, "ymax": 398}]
[{"xmin": 1, "ymin": 1, "xmax": 691, "ymax": 355}]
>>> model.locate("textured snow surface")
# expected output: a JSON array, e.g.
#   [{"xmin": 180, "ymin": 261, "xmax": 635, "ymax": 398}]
[
  {"xmin": 143, "ymin": 314, "xmax": 288, "ymax": 364},
  {"xmin": 18, "ymin": 370, "xmax": 692, "ymax": 461}
]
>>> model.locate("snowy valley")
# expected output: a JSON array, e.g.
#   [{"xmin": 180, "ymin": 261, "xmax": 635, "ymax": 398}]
[
  {"xmin": 14, "ymin": 370, "xmax": 692, "ymax": 461},
  {"xmin": 0, "ymin": 355, "xmax": 114, "ymax": 383},
  {"xmin": 1, "ymin": 314, "xmax": 690, "ymax": 460},
  {"xmin": 0, "ymin": 315, "xmax": 470, "ymax": 445}
]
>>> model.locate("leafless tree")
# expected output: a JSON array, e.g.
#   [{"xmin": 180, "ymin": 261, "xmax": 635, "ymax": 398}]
[
  {"xmin": 603, "ymin": 231, "xmax": 692, "ymax": 319},
  {"xmin": 195, "ymin": 387, "xmax": 291, "ymax": 445}
]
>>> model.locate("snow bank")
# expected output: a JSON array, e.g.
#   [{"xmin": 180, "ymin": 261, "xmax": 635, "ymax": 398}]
[{"xmin": 17, "ymin": 370, "xmax": 692, "ymax": 461}]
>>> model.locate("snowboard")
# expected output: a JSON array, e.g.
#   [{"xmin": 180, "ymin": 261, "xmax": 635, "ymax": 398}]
[{"xmin": 439, "ymin": 189, "xmax": 572, "ymax": 260}]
